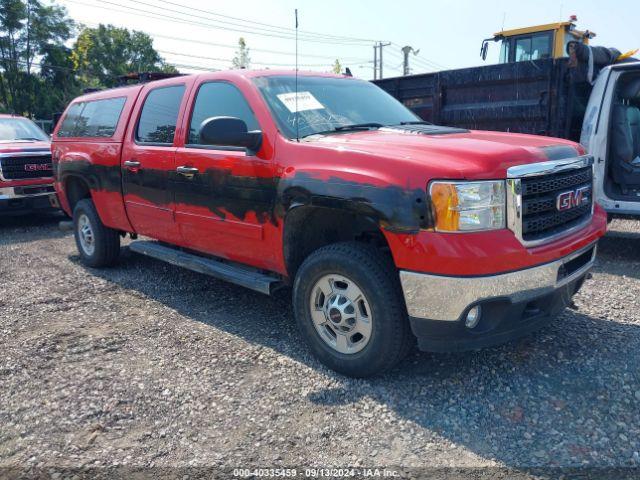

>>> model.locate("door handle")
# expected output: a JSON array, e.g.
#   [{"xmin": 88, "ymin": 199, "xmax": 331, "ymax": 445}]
[
  {"xmin": 176, "ymin": 166, "xmax": 199, "ymax": 178},
  {"xmin": 124, "ymin": 160, "xmax": 141, "ymax": 169}
]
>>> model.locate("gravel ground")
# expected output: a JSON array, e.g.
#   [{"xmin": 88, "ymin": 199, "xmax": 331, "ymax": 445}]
[{"xmin": 1, "ymin": 214, "xmax": 639, "ymax": 476}]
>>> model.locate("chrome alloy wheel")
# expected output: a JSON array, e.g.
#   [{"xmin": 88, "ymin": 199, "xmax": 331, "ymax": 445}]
[
  {"xmin": 77, "ymin": 213, "xmax": 96, "ymax": 256},
  {"xmin": 309, "ymin": 274, "xmax": 373, "ymax": 354}
]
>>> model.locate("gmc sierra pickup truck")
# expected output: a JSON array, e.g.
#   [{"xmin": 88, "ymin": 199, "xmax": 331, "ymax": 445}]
[
  {"xmin": 0, "ymin": 114, "xmax": 57, "ymax": 214},
  {"xmin": 53, "ymin": 70, "xmax": 607, "ymax": 377}
]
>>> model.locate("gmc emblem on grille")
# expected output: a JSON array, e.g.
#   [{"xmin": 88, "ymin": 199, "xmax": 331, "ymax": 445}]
[
  {"xmin": 556, "ymin": 186, "xmax": 591, "ymax": 211},
  {"xmin": 24, "ymin": 163, "xmax": 52, "ymax": 172}
]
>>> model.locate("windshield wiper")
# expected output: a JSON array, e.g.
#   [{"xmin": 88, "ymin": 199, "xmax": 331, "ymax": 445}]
[
  {"xmin": 15, "ymin": 137, "xmax": 44, "ymax": 141},
  {"xmin": 301, "ymin": 123, "xmax": 384, "ymax": 138}
]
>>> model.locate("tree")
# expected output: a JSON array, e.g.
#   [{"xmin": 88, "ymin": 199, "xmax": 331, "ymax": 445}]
[
  {"xmin": 231, "ymin": 37, "xmax": 250, "ymax": 69},
  {"xmin": 332, "ymin": 59, "xmax": 342, "ymax": 75},
  {"xmin": 0, "ymin": 0, "xmax": 75, "ymax": 115},
  {"xmin": 71, "ymin": 24, "xmax": 176, "ymax": 88},
  {"xmin": 34, "ymin": 43, "xmax": 79, "ymax": 118}
]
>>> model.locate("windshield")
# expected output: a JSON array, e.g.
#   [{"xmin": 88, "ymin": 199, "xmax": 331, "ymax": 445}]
[
  {"xmin": 253, "ymin": 75, "xmax": 420, "ymax": 138},
  {"xmin": 0, "ymin": 118, "xmax": 49, "ymax": 142}
]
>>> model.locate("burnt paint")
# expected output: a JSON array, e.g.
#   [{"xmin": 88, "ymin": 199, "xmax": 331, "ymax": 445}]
[
  {"xmin": 173, "ymin": 168, "xmax": 279, "ymax": 224},
  {"xmin": 56, "ymin": 159, "xmax": 122, "ymax": 193},
  {"xmin": 57, "ymin": 159, "xmax": 432, "ymax": 233},
  {"xmin": 277, "ymin": 173, "xmax": 431, "ymax": 233}
]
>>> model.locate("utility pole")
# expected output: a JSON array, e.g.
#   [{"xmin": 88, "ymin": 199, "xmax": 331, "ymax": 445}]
[
  {"xmin": 401, "ymin": 45, "xmax": 420, "ymax": 76},
  {"xmin": 378, "ymin": 41, "xmax": 391, "ymax": 79},
  {"xmin": 373, "ymin": 44, "xmax": 378, "ymax": 80}
]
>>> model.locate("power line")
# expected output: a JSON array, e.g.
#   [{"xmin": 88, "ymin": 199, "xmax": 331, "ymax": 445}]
[
  {"xmin": 125, "ymin": 0, "xmax": 372, "ymax": 44},
  {"xmin": 134, "ymin": 0, "xmax": 375, "ymax": 43},
  {"xmin": 76, "ymin": 18, "xmax": 369, "ymax": 62},
  {"xmin": 390, "ymin": 42, "xmax": 446, "ymax": 70},
  {"xmin": 386, "ymin": 43, "xmax": 444, "ymax": 70},
  {"xmin": 61, "ymin": 0, "xmax": 430, "ymax": 75},
  {"xmin": 0, "ymin": 53, "xmax": 225, "ymax": 75},
  {"xmin": 384, "ymin": 49, "xmax": 427, "ymax": 70},
  {"xmin": 1, "ymin": 56, "xmax": 79, "ymax": 73},
  {"xmin": 150, "ymin": 0, "xmax": 381, "ymax": 43},
  {"xmin": 158, "ymin": 50, "xmax": 336, "ymax": 68},
  {"xmin": 64, "ymin": 0, "xmax": 377, "ymax": 46},
  {"xmin": 162, "ymin": 53, "xmax": 372, "ymax": 72},
  {"xmin": 410, "ymin": 58, "xmax": 443, "ymax": 70}
]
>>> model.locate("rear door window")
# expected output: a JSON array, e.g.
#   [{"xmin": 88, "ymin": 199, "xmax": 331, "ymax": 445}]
[
  {"xmin": 57, "ymin": 97, "xmax": 127, "ymax": 138},
  {"xmin": 75, "ymin": 98, "xmax": 126, "ymax": 137},
  {"xmin": 136, "ymin": 85, "xmax": 186, "ymax": 145}
]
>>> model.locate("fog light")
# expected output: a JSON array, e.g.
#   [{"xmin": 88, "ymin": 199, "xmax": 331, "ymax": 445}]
[{"xmin": 465, "ymin": 306, "xmax": 482, "ymax": 329}]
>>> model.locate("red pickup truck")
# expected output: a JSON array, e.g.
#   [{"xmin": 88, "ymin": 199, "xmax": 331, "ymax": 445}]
[
  {"xmin": 53, "ymin": 71, "xmax": 607, "ymax": 377},
  {"xmin": 0, "ymin": 114, "xmax": 57, "ymax": 214}
]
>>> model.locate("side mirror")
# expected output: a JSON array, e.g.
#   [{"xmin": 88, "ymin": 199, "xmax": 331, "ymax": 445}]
[
  {"xmin": 481, "ymin": 41, "xmax": 489, "ymax": 61},
  {"xmin": 199, "ymin": 116, "xmax": 262, "ymax": 152}
]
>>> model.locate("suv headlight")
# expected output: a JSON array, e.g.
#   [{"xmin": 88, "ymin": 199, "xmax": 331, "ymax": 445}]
[{"xmin": 429, "ymin": 180, "xmax": 506, "ymax": 232}]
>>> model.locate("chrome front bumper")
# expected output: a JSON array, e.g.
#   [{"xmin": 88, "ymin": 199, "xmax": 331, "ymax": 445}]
[
  {"xmin": 0, "ymin": 184, "xmax": 56, "ymax": 200},
  {"xmin": 399, "ymin": 243, "xmax": 597, "ymax": 322},
  {"xmin": 0, "ymin": 184, "xmax": 59, "ymax": 210}
]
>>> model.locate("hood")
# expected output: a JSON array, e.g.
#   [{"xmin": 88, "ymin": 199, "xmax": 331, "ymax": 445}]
[
  {"xmin": 0, "ymin": 140, "xmax": 51, "ymax": 153},
  {"xmin": 305, "ymin": 127, "xmax": 583, "ymax": 180}
]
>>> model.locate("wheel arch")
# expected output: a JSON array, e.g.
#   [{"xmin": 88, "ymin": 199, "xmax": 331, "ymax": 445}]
[
  {"xmin": 64, "ymin": 174, "xmax": 93, "ymax": 213},
  {"xmin": 282, "ymin": 205, "xmax": 392, "ymax": 279}
]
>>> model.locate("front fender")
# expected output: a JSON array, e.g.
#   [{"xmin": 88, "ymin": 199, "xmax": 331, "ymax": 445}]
[{"xmin": 277, "ymin": 169, "xmax": 431, "ymax": 233}]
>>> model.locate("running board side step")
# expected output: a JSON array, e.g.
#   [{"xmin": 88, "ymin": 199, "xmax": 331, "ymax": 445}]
[{"xmin": 128, "ymin": 241, "xmax": 282, "ymax": 295}]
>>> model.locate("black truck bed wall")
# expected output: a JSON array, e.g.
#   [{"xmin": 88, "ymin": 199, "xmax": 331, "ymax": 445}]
[{"xmin": 373, "ymin": 58, "xmax": 593, "ymax": 142}]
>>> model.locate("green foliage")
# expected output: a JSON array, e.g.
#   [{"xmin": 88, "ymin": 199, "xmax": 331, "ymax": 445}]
[
  {"xmin": 0, "ymin": 0, "xmax": 77, "ymax": 116},
  {"xmin": 231, "ymin": 37, "xmax": 250, "ymax": 69},
  {"xmin": 0, "ymin": 0, "xmax": 177, "ymax": 120},
  {"xmin": 35, "ymin": 43, "xmax": 80, "ymax": 118},
  {"xmin": 72, "ymin": 24, "xmax": 176, "ymax": 88}
]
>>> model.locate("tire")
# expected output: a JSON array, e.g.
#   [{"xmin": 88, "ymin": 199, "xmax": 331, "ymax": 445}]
[
  {"xmin": 293, "ymin": 242, "xmax": 414, "ymax": 378},
  {"xmin": 73, "ymin": 198, "xmax": 120, "ymax": 268}
]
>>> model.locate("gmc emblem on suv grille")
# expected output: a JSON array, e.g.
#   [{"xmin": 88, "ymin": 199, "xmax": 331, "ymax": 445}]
[
  {"xmin": 556, "ymin": 186, "xmax": 591, "ymax": 212},
  {"xmin": 24, "ymin": 163, "xmax": 52, "ymax": 172}
]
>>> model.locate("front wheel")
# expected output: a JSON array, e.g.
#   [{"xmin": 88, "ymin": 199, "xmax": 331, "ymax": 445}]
[
  {"xmin": 73, "ymin": 199, "xmax": 121, "ymax": 268},
  {"xmin": 293, "ymin": 242, "xmax": 414, "ymax": 377}
]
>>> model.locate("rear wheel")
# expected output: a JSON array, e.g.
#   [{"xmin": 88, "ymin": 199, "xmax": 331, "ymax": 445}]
[
  {"xmin": 293, "ymin": 242, "xmax": 414, "ymax": 377},
  {"xmin": 73, "ymin": 199, "xmax": 120, "ymax": 267}
]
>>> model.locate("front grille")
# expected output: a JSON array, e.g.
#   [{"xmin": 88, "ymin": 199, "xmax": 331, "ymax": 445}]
[
  {"xmin": 519, "ymin": 166, "xmax": 593, "ymax": 243},
  {"xmin": 520, "ymin": 169, "xmax": 592, "ymax": 196},
  {"xmin": 0, "ymin": 153, "xmax": 53, "ymax": 180}
]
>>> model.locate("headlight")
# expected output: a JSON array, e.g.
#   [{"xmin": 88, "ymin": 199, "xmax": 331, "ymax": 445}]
[{"xmin": 429, "ymin": 180, "xmax": 506, "ymax": 232}]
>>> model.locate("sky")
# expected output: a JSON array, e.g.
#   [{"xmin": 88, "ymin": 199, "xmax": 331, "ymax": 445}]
[{"xmin": 58, "ymin": 0, "xmax": 640, "ymax": 80}]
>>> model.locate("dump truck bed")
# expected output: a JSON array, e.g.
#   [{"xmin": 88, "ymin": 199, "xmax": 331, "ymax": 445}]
[{"xmin": 374, "ymin": 58, "xmax": 592, "ymax": 142}]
